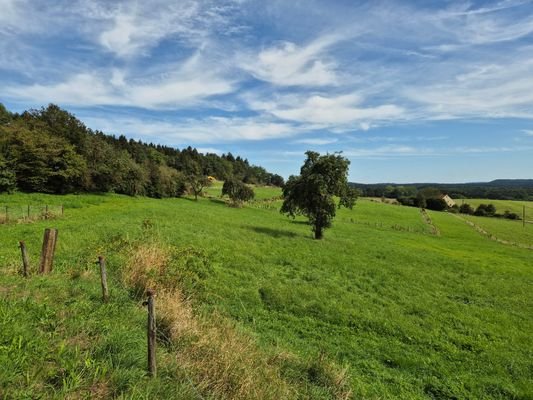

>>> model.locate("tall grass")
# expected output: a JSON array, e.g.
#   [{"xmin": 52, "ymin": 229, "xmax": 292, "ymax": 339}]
[{"xmin": 1, "ymin": 193, "xmax": 532, "ymax": 398}]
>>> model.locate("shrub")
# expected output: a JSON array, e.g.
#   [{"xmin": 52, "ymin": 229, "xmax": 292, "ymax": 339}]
[
  {"xmin": 475, "ymin": 204, "xmax": 496, "ymax": 217},
  {"xmin": 459, "ymin": 203, "xmax": 474, "ymax": 215},
  {"xmin": 425, "ymin": 198, "xmax": 447, "ymax": 211},
  {"xmin": 503, "ymin": 211, "xmax": 521, "ymax": 220}
]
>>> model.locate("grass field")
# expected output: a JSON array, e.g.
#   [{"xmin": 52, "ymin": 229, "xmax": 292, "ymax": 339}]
[
  {"xmin": 1, "ymin": 191, "xmax": 532, "ymax": 399},
  {"xmin": 461, "ymin": 213, "xmax": 533, "ymax": 248},
  {"xmin": 461, "ymin": 198, "xmax": 533, "ymax": 221}
]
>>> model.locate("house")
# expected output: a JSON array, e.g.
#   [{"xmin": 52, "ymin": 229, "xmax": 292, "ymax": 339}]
[{"xmin": 441, "ymin": 194, "xmax": 456, "ymax": 208}]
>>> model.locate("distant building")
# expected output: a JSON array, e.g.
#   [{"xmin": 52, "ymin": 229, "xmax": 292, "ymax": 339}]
[{"xmin": 441, "ymin": 194, "xmax": 456, "ymax": 208}]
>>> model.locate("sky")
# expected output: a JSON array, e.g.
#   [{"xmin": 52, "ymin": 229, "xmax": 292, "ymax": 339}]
[{"xmin": 1, "ymin": 0, "xmax": 533, "ymax": 183}]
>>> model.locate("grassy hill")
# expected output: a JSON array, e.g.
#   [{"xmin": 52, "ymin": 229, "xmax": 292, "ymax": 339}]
[{"xmin": 1, "ymin": 190, "xmax": 532, "ymax": 399}]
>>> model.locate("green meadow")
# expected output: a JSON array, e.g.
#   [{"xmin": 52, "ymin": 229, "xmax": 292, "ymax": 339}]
[
  {"xmin": 1, "ymin": 190, "xmax": 532, "ymax": 399},
  {"xmin": 462, "ymin": 198, "xmax": 533, "ymax": 219}
]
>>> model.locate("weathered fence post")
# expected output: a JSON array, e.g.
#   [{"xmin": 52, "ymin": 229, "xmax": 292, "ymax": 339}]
[
  {"xmin": 144, "ymin": 290, "xmax": 157, "ymax": 377},
  {"xmin": 61, "ymin": 205, "xmax": 64, "ymax": 216},
  {"xmin": 97, "ymin": 256, "xmax": 109, "ymax": 302},
  {"xmin": 19, "ymin": 241, "xmax": 30, "ymax": 277},
  {"xmin": 45, "ymin": 205, "xmax": 48, "ymax": 219},
  {"xmin": 39, "ymin": 228, "xmax": 58, "ymax": 274},
  {"xmin": 27, "ymin": 205, "xmax": 30, "ymax": 219}
]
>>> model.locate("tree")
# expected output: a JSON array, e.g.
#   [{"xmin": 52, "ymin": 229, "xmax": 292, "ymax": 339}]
[
  {"xmin": 1, "ymin": 124, "xmax": 87, "ymax": 193},
  {"xmin": 222, "ymin": 178, "xmax": 255, "ymax": 206},
  {"xmin": 184, "ymin": 160, "xmax": 211, "ymax": 200},
  {"xmin": 0, "ymin": 103, "xmax": 12, "ymax": 125},
  {"xmin": 425, "ymin": 197, "xmax": 447, "ymax": 211},
  {"xmin": 269, "ymin": 174, "xmax": 285, "ymax": 187},
  {"xmin": 0, "ymin": 155, "xmax": 16, "ymax": 193},
  {"xmin": 280, "ymin": 151, "xmax": 357, "ymax": 239}
]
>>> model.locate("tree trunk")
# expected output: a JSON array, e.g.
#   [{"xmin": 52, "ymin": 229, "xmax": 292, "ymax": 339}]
[{"xmin": 314, "ymin": 225, "xmax": 323, "ymax": 239}]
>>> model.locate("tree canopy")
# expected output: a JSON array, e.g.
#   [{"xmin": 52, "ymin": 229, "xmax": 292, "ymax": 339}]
[
  {"xmin": 281, "ymin": 151, "xmax": 358, "ymax": 239},
  {"xmin": 222, "ymin": 178, "xmax": 255, "ymax": 206},
  {"xmin": 0, "ymin": 103, "xmax": 283, "ymax": 196}
]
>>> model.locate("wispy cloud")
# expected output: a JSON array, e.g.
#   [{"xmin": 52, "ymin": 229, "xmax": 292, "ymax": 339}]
[
  {"xmin": 1, "ymin": 0, "xmax": 533, "ymax": 185},
  {"xmin": 343, "ymin": 145, "xmax": 435, "ymax": 158},
  {"xmin": 249, "ymin": 93, "xmax": 405, "ymax": 127},
  {"xmin": 240, "ymin": 34, "xmax": 342, "ymax": 86},
  {"xmin": 97, "ymin": 1, "xmax": 236, "ymax": 58},
  {"xmin": 293, "ymin": 138, "xmax": 338, "ymax": 145},
  {"xmin": 82, "ymin": 115, "xmax": 299, "ymax": 145},
  {"xmin": 405, "ymin": 57, "xmax": 533, "ymax": 119},
  {"xmin": 5, "ymin": 53, "xmax": 236, "ymax": 109}
]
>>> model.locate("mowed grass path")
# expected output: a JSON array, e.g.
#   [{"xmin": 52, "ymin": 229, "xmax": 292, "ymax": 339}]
[{"xmin": 1, "ymin": 192, "xmax": 532, "ymax": 399}]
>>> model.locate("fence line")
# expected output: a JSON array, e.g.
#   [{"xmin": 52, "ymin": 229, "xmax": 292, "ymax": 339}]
[
  {"xmin": 451, "ymin": 213, "xmax": 533, "ymax": 250},
  {"xmin": 0, "ymin": 204, "xmax": 64, "ymax": 224}
]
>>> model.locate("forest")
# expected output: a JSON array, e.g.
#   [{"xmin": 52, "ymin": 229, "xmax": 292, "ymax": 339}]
[
  {"xmin": 353, "ymin": 180, "xmax": 533, "ymax": 201},
  {"xmin": 0, "ymin": 103, "xmax": 284, "ymax": 198}
]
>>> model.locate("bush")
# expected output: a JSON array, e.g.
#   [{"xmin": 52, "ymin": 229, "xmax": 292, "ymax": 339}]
[
  {"xmin": 426, "ymin": 198, "xmax": 447, "ymax": 211},
  {"xmin": 503, "ymin": 211, "xmax": 521, "ymax": 220},
  {"xmin": 459, "ymin": 203, "xmax": 474, "ymax": 215},
  {"xmin": 475, "ymin": 204, "xmax": 496, "ymax": 217}
]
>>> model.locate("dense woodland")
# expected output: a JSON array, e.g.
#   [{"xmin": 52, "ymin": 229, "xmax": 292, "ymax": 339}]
[
  {"xmin": 353, "ymin": 180, "xmax": 533, "ymax": 201},
  {"xmin": 0, "ymin": 104, "xmax": 283, "ymax": 197}
]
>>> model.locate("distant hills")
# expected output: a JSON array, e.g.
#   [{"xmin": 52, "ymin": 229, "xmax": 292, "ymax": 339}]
[{"xmin": 351, "ymin": 180, "xmax": 533, "ymax": 201}]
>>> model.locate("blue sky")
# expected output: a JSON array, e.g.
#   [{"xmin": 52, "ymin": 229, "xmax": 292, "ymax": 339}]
[{"xmin": 1, "ymin": 0, "xmax": 533, "ymax": 183}]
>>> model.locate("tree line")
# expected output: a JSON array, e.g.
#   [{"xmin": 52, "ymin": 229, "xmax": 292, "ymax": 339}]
[
  {"xmin": 353, "ymin": 181, "xmax": 533, "ymax": 201},
  {"xmin": 0, "ymin": 104, "xmax": 284, "ymax": 197}
]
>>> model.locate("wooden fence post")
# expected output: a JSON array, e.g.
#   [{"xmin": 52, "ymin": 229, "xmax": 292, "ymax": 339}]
[
  {"xmin": 27, "ymin": 205, "xmax": 30, "ymax": 219},
  {"xmin": 39, "ymin": 228, "xmax": 58, "ymax": 274},
  {"xmin": 97, "ymin": 256, "xmax": 109, "ymax": 302},
  {"xmin": 61, "ymin": 205, "xmax": 64, "ymax": 216},
  {"xmin": 19, "ymin": 241, "xmax": 30, "ymax": 277},
  {"xmin": 144, "ymin": 290, "xmax": 157, "ymax": 377}
]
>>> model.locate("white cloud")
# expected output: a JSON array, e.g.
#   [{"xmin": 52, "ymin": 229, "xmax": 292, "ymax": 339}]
[
  {"xmin": 97, "ymin": 1, "xmax": 208, "ymax": 58},
  {"xmin": 3, "ymin": 0, "xmax": 533, "ymax": 139},
  {"xmin": 5, "ymin": 53, "xmax": 236, "ymax": 109},
  {"xmin": 196, "ymin": 147, "xmax": 223, "ymax": 155},
  {"xmin": 293, "ymin": 138, "xmax": 338, "ymax": 145},
  {"xmin": 82, "ymin": 115, "xmax": 298, "ymax": 145},
  {"xmin": 249, "ymin": 92, "xmax": 405, "ymax": 127},
  {"xmin": 343, "ymin": 145, "xmax": 434, "ymax": 158},
  {"xmin": 404, "ymin": 56, "xmax": 533, "ymax": 119},
  {"xmin": 434, "ymin": 2, "xmax": 533, "ymax": 46},
  {"xmin": 342, "ymin": 144, "xmax": 533, "ymax": 159},
  {"xmin": 240, "ymin": 34, "xmax": 341, "ymax": 86},
  {"xmin": 522, "ymin": 129, "xmax": 533, "ymax": 136}
]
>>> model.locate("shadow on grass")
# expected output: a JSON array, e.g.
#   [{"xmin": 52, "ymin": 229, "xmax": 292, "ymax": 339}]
[
  {"xmin": 245, "ymin": 225, "xmax": 298, "ymax": 238},
  {"xmin": 289, "ymin": 220, "xmax": 309, "ymax": 225},
  {"xmin": 209, "ymin": 198, "xmax": 226, "ymax": 205},
  {"xmin": 180, "ymin": 196, "xmax": 200, "ymax": 203}
]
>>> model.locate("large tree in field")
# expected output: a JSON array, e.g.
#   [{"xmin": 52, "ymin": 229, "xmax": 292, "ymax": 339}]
[
  {"xmin": 184, "ymin": 159, "xmax": 211, "ymax": 200},
  {"xmin": 222, "ymin": 178, "xmax": 255, "ymax": 206},
  {"xmin": 281, "ymin": 151, "xmax": 358, "ymax": 239}
]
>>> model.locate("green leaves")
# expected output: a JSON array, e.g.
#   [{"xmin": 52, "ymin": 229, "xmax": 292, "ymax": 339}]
[
  {"xmin": 222, "ymin": 178, "xmax": 255, "ymax": 206},
  {"xmin": 281, "ymin": 152, "xmax": 357, "ymax": 239}
]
